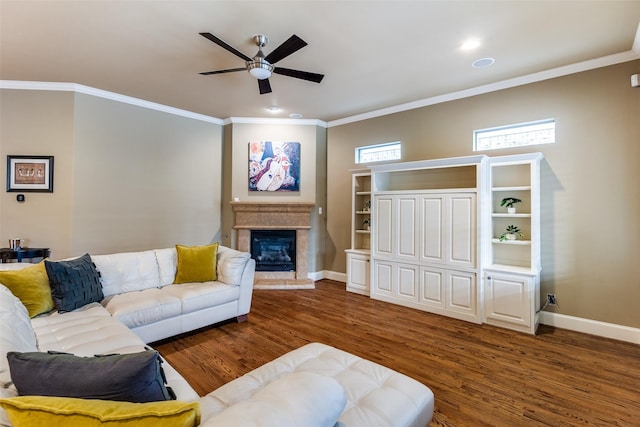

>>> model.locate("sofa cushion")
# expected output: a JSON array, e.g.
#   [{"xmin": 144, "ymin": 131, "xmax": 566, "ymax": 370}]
[
  {"xmin": 0, "ymin": 396, "xmax": 200, "ymax": 427},
  {"xmin": 174, "ymin": 244, "xmax": 218, "ymax": 284},
  {"xmin": 92, "ymin": 250, "xmax": 161, "ymax": 297},
  {"xmin": 102, "ymin": 288, "xmax": 181, "ymax": 329},
  {"xmin": 161, "ymin": 282, "xmax": 240, "ymax": 314},
  {"xmin": 216, "ymin": 246, "xmax": 251, "ymax": 287},
  {"xmin": 45, "ymin": 254, "xmax": 103, "ymax": 312},
  {"xmin": 154, "ymin": 248, "xmax": 177, "ymax": 287},
  {"xmin": 0, "ymin": 262, "xmax": 54, "ymax": 317},
  {"xmin": 200, "ymin": 372, "xmax": 345, "ymax": 427},
  {"xmin": 7, "ymin": 350, "xmax": 175, "ymax": 403}
]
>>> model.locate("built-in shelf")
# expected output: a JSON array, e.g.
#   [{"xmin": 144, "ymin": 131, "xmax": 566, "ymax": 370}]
[
  {"xmin": 492, "ymin": 213, "xmax": 532, "ymax": 218},
  {"xmin": 492, "ymin": 186, "xmax": 532, "ymax": 192},
  {"xmin": 491, "ymin": 238, "xmax": 531, "ymax": 245}
]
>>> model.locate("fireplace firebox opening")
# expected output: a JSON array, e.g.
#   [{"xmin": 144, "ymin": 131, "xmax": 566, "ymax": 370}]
[{"xmin": 251, "ymin": 230, "xmax": 296, "ymax": 272}]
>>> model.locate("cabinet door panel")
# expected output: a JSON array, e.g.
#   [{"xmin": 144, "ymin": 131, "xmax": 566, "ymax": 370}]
[
  {"xmin": 420, "ymin": 267, "xmax": 445, "ymax": 308},
  {"xmin": 397, "ymin": 264, "xmax": 418, "ymax": 301},
  {"xmin": 397, "ymin": 197, "xmax": 418, "ymax": 261},
  {"xmin": 448, "ymin": 194, "xmax": 476, "ymax": 268},
  {"xmin": 373, "ymin": 260, "xmax": 393, "ymax": 297},
  {"xmin": 446, "ymin": 271, "xmax": 477, "ymax": 316},
  {"xmin": 347, "ymin": 254, "xmax": 369, "ymax": 293},
  {"xmin": 374, "ymin": 196, "xmax": 393, "ymax": 257},
  {"xmin": 421, "ymin": 196, "xmax": 443, "ymax": 263},
  {"xmin": 485, "ymin": 273, "xmax": 530, "ymax": 328}
]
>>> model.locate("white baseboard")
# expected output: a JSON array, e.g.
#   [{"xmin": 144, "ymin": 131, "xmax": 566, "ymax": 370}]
[
  {"xmin": 309, "ymin": 270, "xmax": 346, "ymax": 283},
  {"xmin": 539, "ymin": 311, "xmax": 639, "ymax": 344}
]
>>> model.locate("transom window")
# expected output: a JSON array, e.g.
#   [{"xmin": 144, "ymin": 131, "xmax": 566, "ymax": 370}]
[
  {"xmin": 474, "ymin": 119, "xmax": 555, "ymax": 151},
  {"xmin": 356, "ymin": 141, "xmax": 401, "ymax": 164}
]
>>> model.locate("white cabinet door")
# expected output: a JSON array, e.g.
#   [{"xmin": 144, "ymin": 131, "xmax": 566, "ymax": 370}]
[
  {"xmin": 420, "ymin": 266, "xmax": 445, "ymax": 309},
  {"xmin": 396, "ymin": 196, "xmax": 418, "ymax": 262},
  {"xmin": 447, "ymin": 194, "xmax": 476, "ymax": 268},
  {"xmin": 420, "ymin": 193, "xmax": 476, "ymax": 269},
  {"xmin": 372, "ymin": 260, "xmax": 418, "ymax": 304},
  {"xmin": 484, "ymin": 271, "xmax": 537, "ymax": 333},
  {"xmin": 420, "ymin": 196, "xmax": 444, "ymax": 264},
  {"xmin": 446, "ymin": 270, "xmax": 477, "ymax": 319},
  {"xmin": 373, "ymin": 195, "xmax": 393, "ymax": 258},
  {"xmin": 346, "ymin": 252, "xmax": 370, "ymax": 295}
]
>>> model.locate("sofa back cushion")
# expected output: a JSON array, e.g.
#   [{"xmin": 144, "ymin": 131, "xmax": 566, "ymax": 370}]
[
  {"xmin": 154, "ymin": 248, "xmax": 177, "ymax": 287},
  {"xmin": 0, "ymin": 284, "xmax": 38, "ymax": 391},
  {"xmin": 92, "ymin": 251, "xmax": 161, "ymax": 297},
  {"xmin": 216, "ymin": 246, "xmax": 251, "ymax": 287}
]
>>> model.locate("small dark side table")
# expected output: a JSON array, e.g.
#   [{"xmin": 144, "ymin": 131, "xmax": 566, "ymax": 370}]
[{"xmin": 0, "ymin": 248, "xmax": 50, "ymax": 263}]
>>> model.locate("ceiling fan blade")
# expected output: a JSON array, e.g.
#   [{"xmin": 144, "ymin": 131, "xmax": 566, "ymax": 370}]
[
  {"xmin": 273, "ymin": 67, "xmax": 324, "ymax": 83},
  {"xmin": 258, "ymin": 78, "xmax": 272, "ymax": 94},
  {"xmin": 264, "ymin": 34, "xmax": 307, "ymax": 64},
  {"xmin": 200, "ymin": 68, "xmax": 246, "ymax": 76},
  {"xmin": 199, "ymin": 32, "xmax": 252, "ymax": 61}
]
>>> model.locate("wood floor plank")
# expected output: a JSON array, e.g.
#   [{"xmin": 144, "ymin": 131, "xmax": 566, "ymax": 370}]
[{"xmin": 154, "ymin": 280, "xmax": 640, "ymax": 426}]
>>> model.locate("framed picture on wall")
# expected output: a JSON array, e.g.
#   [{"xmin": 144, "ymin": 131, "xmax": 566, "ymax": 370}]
[
  {"xmin": 248, "ymin": 141, "xmax": 300, "ymax": 192},
  {"xmin": 6, "ymin": 155, "xmax": 54, "ymax": 192}
]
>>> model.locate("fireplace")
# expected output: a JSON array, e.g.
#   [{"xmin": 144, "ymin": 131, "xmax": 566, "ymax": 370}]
[
  {"xmin": 251, "ymin": 230, "xmax": 296, "ymax": 272},
  {"xmin": 232, "ymin": 201, "xmax": 315, "ymax": 289}
]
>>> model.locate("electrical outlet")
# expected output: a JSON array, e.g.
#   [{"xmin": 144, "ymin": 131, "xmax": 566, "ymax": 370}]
[{"xmin": 546, "ymin": 294, "xmax": 557, "ymax": 305}]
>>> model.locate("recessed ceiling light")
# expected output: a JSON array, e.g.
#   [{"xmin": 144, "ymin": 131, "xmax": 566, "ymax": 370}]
[
  {"xmin": 472, "ymin": 57, "xmax": 495, "ymax": 68},
  {"xmin": 289, "ymin": 113, "xmax": 303, "ymax": 119},
  {"xmin": 267, "ymin": 105, "xmax": 281, "ymax": 113},
  {"xmin": 461, "ymin": 39, "xmax": 481, "ymax": 50}
]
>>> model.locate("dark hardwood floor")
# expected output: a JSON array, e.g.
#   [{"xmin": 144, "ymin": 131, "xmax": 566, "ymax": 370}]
[{"xmin": 154, "ymin": 280, "xmax": 640, "ymax": 426}]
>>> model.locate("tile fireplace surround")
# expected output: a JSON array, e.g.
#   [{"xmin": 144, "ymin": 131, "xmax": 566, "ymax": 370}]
[{"xmin": 231, "ymin": 201, "xmax": 315, "ymax": 289}]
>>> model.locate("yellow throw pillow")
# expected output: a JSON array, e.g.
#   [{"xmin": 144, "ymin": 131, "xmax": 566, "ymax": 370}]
[
  {"xmin": 0, "ymin": 261, "xmax": 54, "ymax": 317},
  {"xmin": 173, "ymin": 243, "xmax": 218, "ymax": 284},
  {"xmin": 0, "ymin": 396, "xmax": 200, "ymax": 427}
]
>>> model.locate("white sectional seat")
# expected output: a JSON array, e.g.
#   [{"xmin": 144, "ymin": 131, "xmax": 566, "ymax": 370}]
[{"xmin": 0, "ymin": 245, "xmax": 435, "ymax": 426}]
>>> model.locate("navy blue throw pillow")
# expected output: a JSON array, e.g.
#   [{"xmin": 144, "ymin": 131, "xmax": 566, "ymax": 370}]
[
  {"xmin": 7, "ymin": 350, "xmax": 175, "ymax": 403},
  {"xmin": 45, "ymin": 253, "xmax": 103, "ymax": 312}
]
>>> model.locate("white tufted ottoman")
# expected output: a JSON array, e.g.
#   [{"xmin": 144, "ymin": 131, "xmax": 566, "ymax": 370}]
[{"xmin": 199, "ymin": 342, "xmax": 434, "ymax": 427}]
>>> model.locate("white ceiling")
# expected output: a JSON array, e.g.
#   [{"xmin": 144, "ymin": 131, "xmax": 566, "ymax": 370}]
[{"xmin": 1, "ymin": 1, "xmax": 639, "ymax": 123}]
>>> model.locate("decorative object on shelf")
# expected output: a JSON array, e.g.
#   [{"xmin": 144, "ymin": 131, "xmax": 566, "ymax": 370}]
[
  {"xmin": 363, "ymin": 200, "xmax": 371, "ymax": 212},
  {"xmin": 362, "ymin": 218, "xmax": 371, "ymax": 231},
  {"xmin": 500, "ymin": 197, "xmax": 522, "ymax": 214},
  {"xmin": 499, "ymin": 225, "xmax": 523, "ymax": 241},
  {"xmin": 6, "ymin": 155, "xmax": 54, "ymax": 193},
  {"xmin": 8, "ymin": 238, "xmax": 23, "ymax": 251}
]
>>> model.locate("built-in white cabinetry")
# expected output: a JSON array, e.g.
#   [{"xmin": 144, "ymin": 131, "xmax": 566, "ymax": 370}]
[
  {"xmin": 345, "ymin": 171, "xmax": 372, "ymax": 295},
  {"xmin": 483, "ymin": 153, "xmax": 543, "ymax": 334},
  {"xmin": 369, "ymin": 156, "xmax": 486, "ymax": 324},
  {"xmin": 345, "ymin": 153, "xmax": 543, "ymax": 334}
]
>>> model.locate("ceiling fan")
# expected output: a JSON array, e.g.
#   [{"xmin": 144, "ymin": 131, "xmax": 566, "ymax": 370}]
[{"xmin": 199, "ymin": 33, "xmax": 324, "ymax": 95}]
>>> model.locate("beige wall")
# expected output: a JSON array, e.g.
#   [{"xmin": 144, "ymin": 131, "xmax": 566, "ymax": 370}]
[
  {"xmin": 326, "ymin": 60, "xmax": 640, "ymax": 328},
  {"xmin": 221, "ymin": 121, "xmax": 327, "ymax": 273},
  {"xmin": 1, "ymin": 90, "xmax": 75, "ymax": 258},
  {"xmin": 1, "ymin": 89, "xmax": 223, "ymax": 259}
]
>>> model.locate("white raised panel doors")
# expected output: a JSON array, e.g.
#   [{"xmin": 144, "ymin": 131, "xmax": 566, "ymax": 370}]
[
  {"xmin": 421, "ymin": 196, "xmax": 444, "ymax": 264},
  {"xmin": 346, "ymin": 252, "xmax": 370, "ymax": 295},
  {"xmin": 372, "ymin": 259, "xmax": 419, "ymax": 304},
  {"xmin": 484, "ymin": 270, "xmax": 538, "ymax": 333},
  {"xmin": 447, "ymin": 194, "xmax": 476, "ymax": 268},
  {"xmin": 373, "ymin": 195, "xmax": 393, "ymax": 258},
  {"xmin": 396, "ymin": 196, "xmax": 418, "ymax": 262},
  {"xmin": 446, "ymin": 270, "xmax": 477, "ymax": 319},
  {"xmin": 420, "ymin": 266, "xmax": 445, "ymax": 309}
]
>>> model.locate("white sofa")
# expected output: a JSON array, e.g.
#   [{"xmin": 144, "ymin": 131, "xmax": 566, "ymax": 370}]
[{"xmin": 0, "ymin": 246, "xmax": 434, "ymax": 426}]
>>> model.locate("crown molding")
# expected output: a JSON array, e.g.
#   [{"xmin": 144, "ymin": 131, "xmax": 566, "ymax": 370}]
[
  {"xmin": 0, "ymin": 80, "xmax": 224, "ymax": 125},
  {"xmin": 327, "ymin": 50, "xmax": 640, "ymax": 128},
  {"xmin": 224, "ymin": 117, "xmax": 327, "ymax": 127}
]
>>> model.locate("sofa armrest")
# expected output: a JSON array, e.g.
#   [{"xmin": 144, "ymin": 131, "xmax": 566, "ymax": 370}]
[{"xmin": 216, "ymin": 246, "xmax": 255, "ymax": 317}]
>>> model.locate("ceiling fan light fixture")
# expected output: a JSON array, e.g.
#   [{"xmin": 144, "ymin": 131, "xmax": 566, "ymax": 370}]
[{"xmin": 247, "ymin": 59, "xmax": 273, "ymax": 79}]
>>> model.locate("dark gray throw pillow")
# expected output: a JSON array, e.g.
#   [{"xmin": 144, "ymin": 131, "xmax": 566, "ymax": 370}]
[
  {"xmin": 45, "ymin": 253, "xmax": 103, "ymax": 312},
  {"xmin": 7, "ymin": 350, "xmax": 175, "ymax": 403}
]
